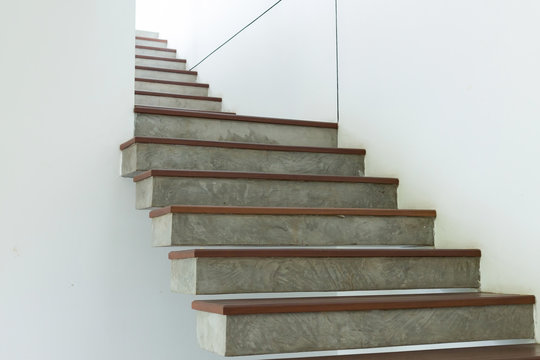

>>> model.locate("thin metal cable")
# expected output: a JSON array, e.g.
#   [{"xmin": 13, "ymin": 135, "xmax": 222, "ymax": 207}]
[
  {"xmin": 189, "ymin": 0, "xmax": 284, "ymax": 71},
  {"xmin": 335, "ymin": 0, "xmax": 340, "ymax": 123}
]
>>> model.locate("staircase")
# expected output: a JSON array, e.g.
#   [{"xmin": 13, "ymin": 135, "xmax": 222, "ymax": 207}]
[{"xmin": 122, "ymin": 30, "xmax": 539, "ymax": 359}]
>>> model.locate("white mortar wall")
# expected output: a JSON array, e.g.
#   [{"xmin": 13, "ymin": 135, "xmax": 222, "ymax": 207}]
[{"xmin": 0, "ymin": 1, "xmax": 207, "ymax": 359}]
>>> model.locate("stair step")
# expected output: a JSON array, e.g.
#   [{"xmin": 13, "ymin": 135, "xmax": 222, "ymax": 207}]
[
  {"xmin": 149, "ymin": 206, "xmax": 435, "ymax": 247},
  {"xmin": 133, "ymin": 170, "xmax": 398, "ymax": 209},
  {"xmin": 168, "ymin": 249, "xmax": 480, "ymax": 294},
  {"xmin": 192, "ymin": 293, "xmax": 535, "ymax": 356},
  {"xmin": 275, "ymin": 344, "xmax": 540, "ymax": 360},
  {"xmin": 135, "ymin": 37, "xmax": 168, "ymax": 48},
  {"xmin": 134, "ymin": 106, "xmax": 338, "ymax": 147},
  {"xmin": 135, "ymin": 79, "xmax": 209, "ymax": 96},
  {"xmin": 136, "ymin": 30, "xmax": 159, "ymax": 39},
  {"xmin": 135, "ymin": 45, "xmax": 177, "ymax": 58},
  {"xmin": 134, "ymin": 91, "xmax": 222, "ymax": 112},
  {"xmin": 120, "ymin": 137, "xmax": 365, "ymax": 177},
  {"xmin": 135, "ymin": 66, "xmax": 197, "ymax": 82},
  {"xmin": 135, "ymin": 55, "xmax": 187, "ymax": 70}
]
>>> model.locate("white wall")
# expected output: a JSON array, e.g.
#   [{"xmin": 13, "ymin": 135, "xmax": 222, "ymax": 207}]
[
  {"xmin": 0, "ymin": 1, "xmax": 210, "ymax": 359},
  {"xmin": 137, "ymin": 0, "xmax": 540, "ymax": 341}
]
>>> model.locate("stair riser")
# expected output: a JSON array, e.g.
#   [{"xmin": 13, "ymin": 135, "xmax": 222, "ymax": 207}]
[
  {"xmin": 135, "ymin": 48, "xmax": 176, "ymax": 58},
  {"xmin": 135, "ymin": 58, "xmax": 186, "ymax": 70},
  {"xmin": 197, "ymin": 305, "xmax": 534, "ymax": 356},
  {"xmin": 134, "ymin": 114, "xmax": 338, "ymax": 147},
  {"xmin": 135, "ymin": 69, "xmax": 196, "ymax": 82},
  {"xmin": 152, "ymin": 213, "xmax": 434, "ymax": 247},
  {"xmin": 122, "ymin": 143, "xmax": 364, "ymax": 177},
  {"xmin": 135, "ymin": 81, "xmax": 208, "ymax": 96},
  {"xmin": 171, "ymin": 257, "xmax": 479, "ymax": 294},
  {"xmin": 135, "ymin": 39, "xmax": 167, "ymax": 48},
  {"xmin": 136, "ymin": 177, "xmax": 397, "ymax": 209},
  {"xmin": 136, "ymin": 30, "xmax": 159, "ymax": 38},
  {"xmin": 134, "ymin": 94, "xmax": 221, "ymax": 112}
]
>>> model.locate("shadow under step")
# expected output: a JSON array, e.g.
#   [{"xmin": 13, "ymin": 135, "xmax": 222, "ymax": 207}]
[
  {"xmin": 134, "ymin": 91, "xmax": 221, "ymax": 112},
  {"xmin": 120, "ymin": 137, "xmax": 365, "ymax": 177},
  {"xmin": 168, "ymin": 248, "xmax": 480, "ymax": 294},
  {"xmin": 135, "ymin": 45, "xmax": 177, "ymax": 58},
  {"xmin": 193, "ymin": 293, "xmax": 535, "ymax": 356},
  {"xmin": 134, "ymin": 106, "xmax": 337, "ymax": 147},
  {"xmin": 274, "ymin": 344, "xmax": 540, "ymax": 360},
  {"xmin": 149, "ymin": 206, "xmax": 435, "ymax": 247},
  {"xmin": 133, "ymin": 170, "xmax": 398, "ymax": 209},
  {"xmin": 135, "ymin": 55, "xmax": 187, "ymax": 71},
  {"xmin": 135, "ymin": 78, "xmax": 208, "ymax": 96},
  {"xmin": 135, "ymin": 66, "xmax": 197, "ymax": 82}
]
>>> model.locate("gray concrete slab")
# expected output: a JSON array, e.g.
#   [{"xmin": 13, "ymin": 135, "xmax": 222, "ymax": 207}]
[
  {"xmin": 135, "ymin": 48, "xmax": 177, "ymax": 58},
  {"xmin": 135, "ymin": 81, "xmax": 208, "ymax": 96},
  {"xmin": 134, "ymin": 94, "xmax": 221, "ymax": 112},
  {"xmin": 135, "ymin": 68, "xmax": 197, "ymax": 82},
  {"xmin": 135, "ymin": 57, "xmax": 186, "ymax": 70}
]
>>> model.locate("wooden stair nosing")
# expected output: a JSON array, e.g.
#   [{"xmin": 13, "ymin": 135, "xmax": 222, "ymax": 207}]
[
  {"xmin": 148, "ymin": 205, "xmax": 435, "ymax": 218},
  {"xmin": 271, "ymin": 344, "xmax": 540, "ymax": 360},
  {"xmin": 191, "ymin": 293, "xmax": 536, "ymax": 315},
  {"xmin": 135, "ymin": 78, "xmax": 209, "ymax": 88},
  {"xmin": 135, "ymin": 36, "xmax": 168, "ymax": 43},
  {"xmin": 135, "ymin": 45, "xmax": 176, "ymax": 53},
  {"xmin": 135, "ymin": 65, "xmax": 197, "ymax": 75},
  {"xmin": 169, "ymin": 248, "xmax": 481, "ymax": 260},
  {"xmin": 135, "ymin": 55, "xmax": 187, "ymax": 63},
  {"xmin": 119, "ymin": 136, "xmax": 365, "ymax": 154},
  {"xmin": 134, "ymin": 90, "xmax": 222, "ymax": 102},
  {"xmin": 134, "ymin": 105, "xmax": 337, "ymax": 128},
  {"xmin": 133, "ymin": 169, "xmax": 399, "ymax": 184}
]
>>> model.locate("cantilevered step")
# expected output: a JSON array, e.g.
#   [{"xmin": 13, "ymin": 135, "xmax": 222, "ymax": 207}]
[
  {"xmin": 135, "ymin": 78, "xmax": 208, "ymax": 96},
  {"xmin": 136, "ymin": 30, "xmax": 159, "ymax": 39},
  {"xmin": 135, "ymin": 36, "xmax": 168, "ymax": 48},
  {"xmin": 135, "ymin": 45, "xmax": 177, "ymax": 58},
  {"xmin": 150, "ymin": 206, "xmax": 435, "ymax": 247},
  {"xmin": 133, "ymin": 170, "xmax": 398, "ymax": 209},
  {"xmin": 135, "ymin": 55, "xmax": 187, "ymax": 70},
  {"xmin": 275, "ymin": 344, "xmax": 540, "ymax": 360},
  {"xmin": 120, "ymin": 137, "xmax": 365, "ymax": 177},
  {"xmin": 193, "ymin": 293, "xmax": 535, "ymax": 356},
  {"xmin": 135, "ymin": 66, "xmax": 197, "ymax": 82},
  {"xmin": 134, "ymin": 106, "xmax": 337, "ymax": 147},
  {"xmin": 134, "ymin": 91, "xmax": 222, "ymax": 112},
  {"xmin": 168, "ymin": 248, "xmax": 480, "ymax": 294}
]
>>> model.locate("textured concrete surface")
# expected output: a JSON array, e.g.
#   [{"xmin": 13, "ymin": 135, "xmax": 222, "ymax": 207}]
[
  {"xmin": 136, "ymin": 30, "xmax": 159, "ymax": 38},
  {"xmin": 135, "ymin": 81, "xmax": 207, "ymax": 96},
  {"xmin": 197, "ymin": 305, "xmax": 534, "ymax": 356},
  {"xmin": 134, "ymin": 94, "xmax": 221, "ymax": 112},
  {"xmin": 136, "ymin": 177, "xmax": 397, "ymax": 209},
  {"xmin": 135, "ymin": 69, "xmax": 197, "ymax": 82},
  {"xmin": 121, "ymin": 143, "xmax": 364, "ymax": 177},
  {"xmin": 152, "ymin": 213, "xmax": 433, "ymax": 247},
  {"xmin": 135, "ymin": 58, "xmax": 187, "ymax": 71},
  {"xmin": 135, "ymin": 39, "xmax": 167, "ymax": 48},
  {"xmin": 171, "ymin": 256, "xmax": 479, "ymax": 294},
  {"xmin": 135, "ymin": 48, "xmax": 176, "ymax": 58}
]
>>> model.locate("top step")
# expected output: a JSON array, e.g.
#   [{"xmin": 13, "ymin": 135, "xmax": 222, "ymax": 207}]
[{"xmin": 136, "ymin": 30, "xmax": 159, "ymax": 39}]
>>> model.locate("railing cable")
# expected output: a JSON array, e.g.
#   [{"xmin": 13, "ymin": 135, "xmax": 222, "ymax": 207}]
[{"xmin": 189, "ymin": 0, "xmax": 284, "ymax": 71}]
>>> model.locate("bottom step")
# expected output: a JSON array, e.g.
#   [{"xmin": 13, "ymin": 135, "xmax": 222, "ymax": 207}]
[
  {"xmin": 192, "ymin": 293, "xmax": 535, "ymax": 356},
  {"xmin": 276, "ymin": 344, "xmax": 540, "ymax": 360}
]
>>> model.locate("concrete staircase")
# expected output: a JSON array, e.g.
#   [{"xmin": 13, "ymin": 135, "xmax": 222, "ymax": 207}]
[{"xmin": 122, "ymin": 30, "xmax": 539, "ymax": 358}]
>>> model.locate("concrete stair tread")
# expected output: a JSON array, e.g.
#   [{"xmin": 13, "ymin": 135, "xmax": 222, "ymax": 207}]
[
  {"xmin": 169, "ymin": 248, "xmax": 480, "ymax": 259},
  {"xmin": 135, "ymin": 65, "xmax": 196, "ymax": 75},
  {"xmin": 274, "ymin": 344, "xmax": 540, "ymax": 360},
  {"xmin": 192, "ymin": 292, "xmax": 535, "ymax": 315},
  {"xmin": 120, "ymin": 136, "xmax": 365, "ymax": 154},
  {"xmin": 134, "ymin": 105, "xmax": 337, "ymax": 128},
  {"xmin": 135, "ymin": 36, "xmax": 167, "ymax": 44},
  {"xmin": 133, "ymin": 169, "xmax": 398, "ymax": 184},
  {"xmin": 134, "ymin": 90, "xmax": 221, "ymax": 102},
  {"xmin": 135, "ymin": 78, "xmax": 208, "ymax": 88},
  {"xmin": 135, "ymin": 45, "xmax": 176, "ymax": 53},
  {"xmin": 149, "ymin": 205, "xmax": 434, "ymax": 217},
  {"xmin": 135, "ymin": 55, "xmax": 186, "ymax": 63}
]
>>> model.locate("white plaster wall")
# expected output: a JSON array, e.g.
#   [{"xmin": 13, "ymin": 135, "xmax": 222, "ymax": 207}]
[{"xmin": 0, "ymin": 1, "xmax": 211, "ymax": 359}]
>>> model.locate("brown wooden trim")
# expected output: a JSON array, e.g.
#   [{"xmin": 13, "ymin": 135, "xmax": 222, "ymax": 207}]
[
  {"xmin": 135, "ymin": 66, "xmax": 197, "ymax": 75},
  {"xmin": 133, "ymin": 169, "xmax": 399, "ymax": 185},
  {"xmin": 149, "ymin": 206, "xmax": 435, "ymax": 218},
  {"xmin": 169, "ymin": 249, "xmax": 480, "ymax": 260},
  {"xmin": 136, "ymin": 36, "xmax": 168, "ymax": 43},
  {"xmin": 119, "ymin": 136, "xmax": 365, "ymax": 154},
  {"xmin": 135, "ymin": 55, "xmax": 186, "ymax": 63},
  {"xmin": 272, "ymin": 344, "xmax": 540, "ymax": 360},
  {"xmin": 134, "ymin": 105, "xmax": 338, "ymax": 129},
  {"xmin": 135, "ymin": 45, "xmax": 176, "ymax": 53},
  {"xmin": 134, "ymin": 90, "xmax": 222, "ymax": 102},
  {"xmin": 192, "ymin": 293, "xmax": 536, "ymax": 315},
  {"xmin": 135, "ymin": 78, "xmax": 209, "ymax": 88}
]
